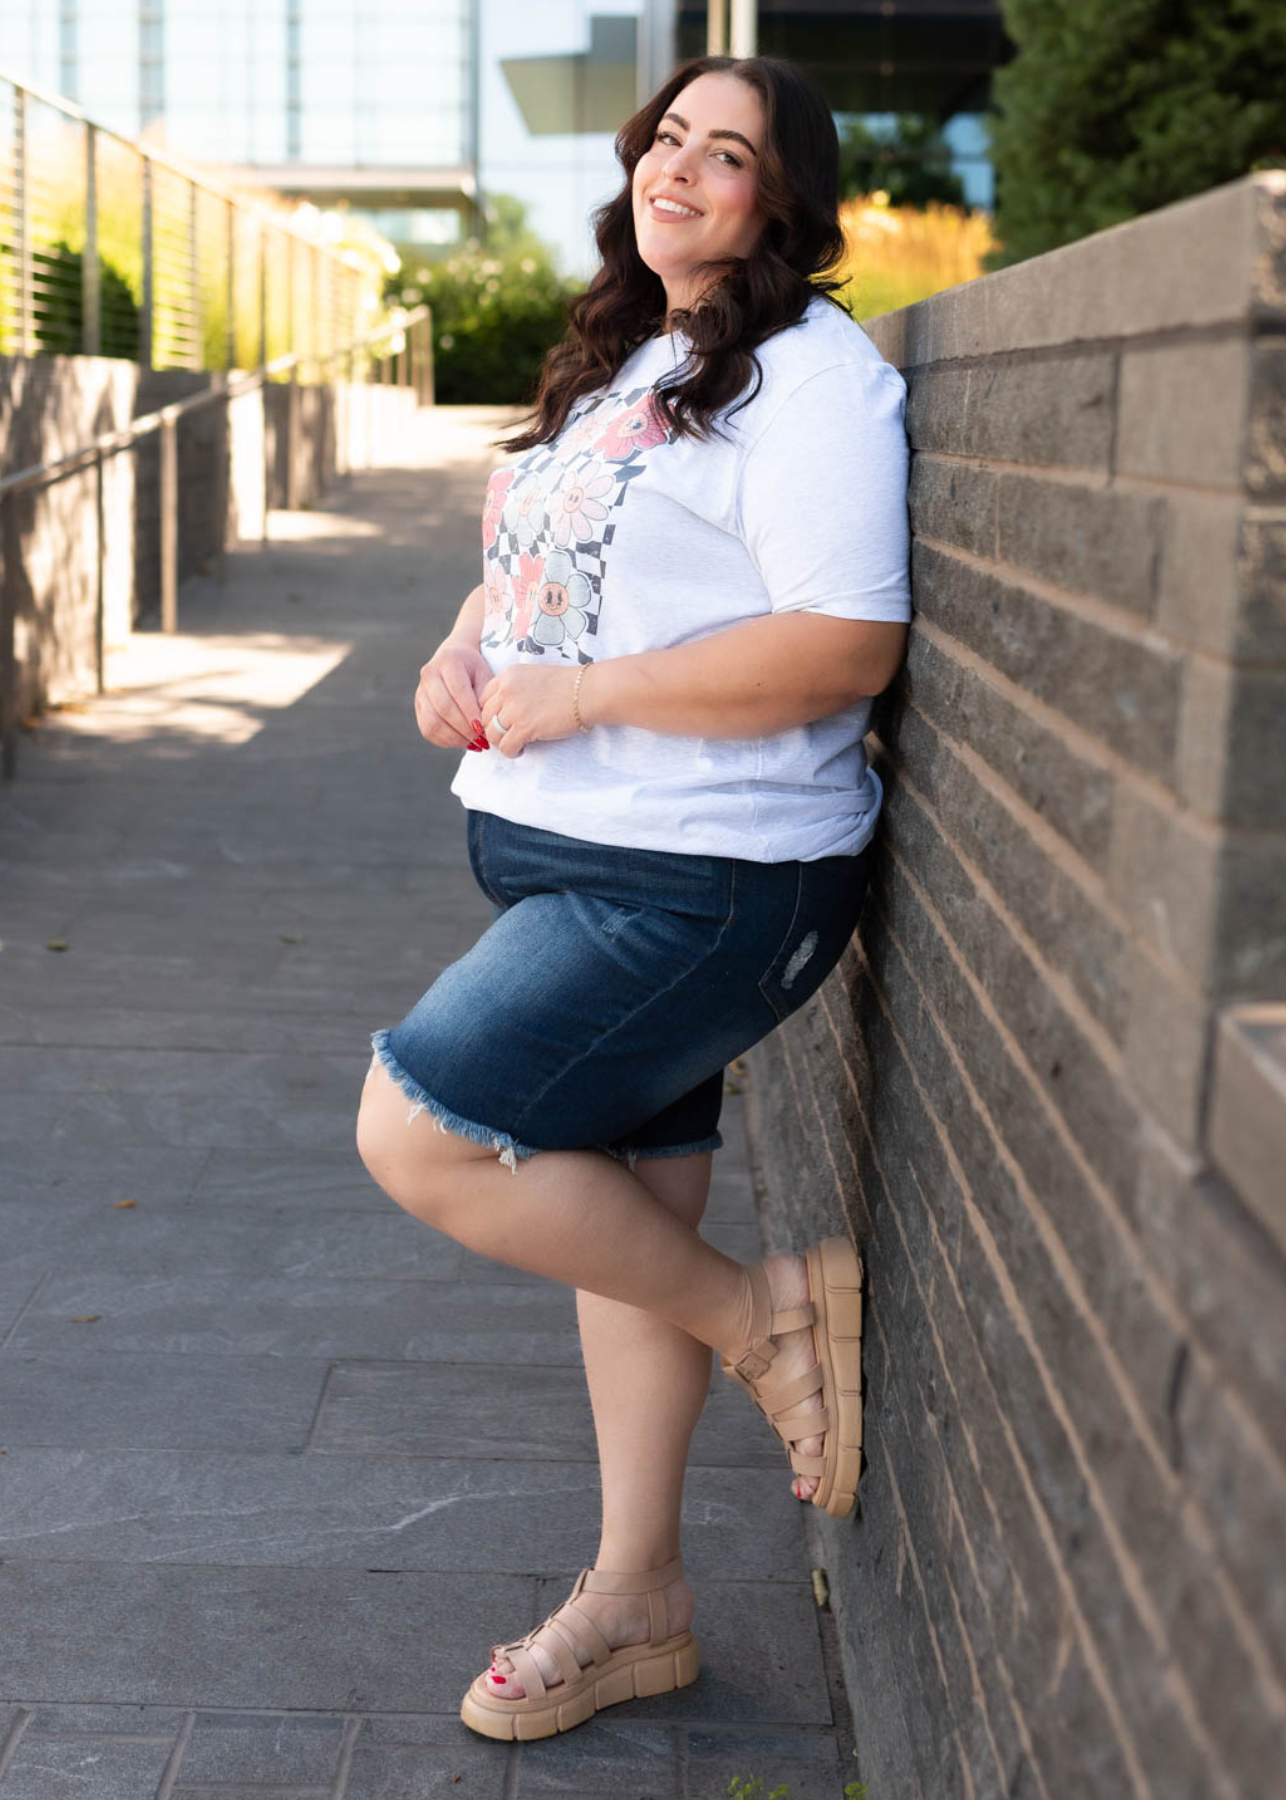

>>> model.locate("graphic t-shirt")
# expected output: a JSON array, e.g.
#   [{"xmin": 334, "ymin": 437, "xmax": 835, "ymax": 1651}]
[{"xmin": 451, "ymin": 295, "xmax": 911, "ymax": 863}]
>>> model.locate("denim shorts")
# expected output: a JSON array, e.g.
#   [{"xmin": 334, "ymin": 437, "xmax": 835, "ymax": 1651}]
[{"xmin": 371, "ymin": 810, "xmax": 872, "ymax": 1167}]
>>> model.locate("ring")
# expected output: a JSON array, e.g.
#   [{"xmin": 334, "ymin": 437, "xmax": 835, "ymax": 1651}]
[{"xmin": 492, "ymin": 714, "xmax": 509, "ymax": 735}]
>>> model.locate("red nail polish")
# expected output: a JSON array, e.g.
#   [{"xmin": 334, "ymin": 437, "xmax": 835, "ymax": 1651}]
[
  {"xmin": 492, "ymin": 1673, "xmax": 506, "ymax": 1684},
  {"xmin": 472, "ymin": 719, "xmax": 484, "ymax": 734}
]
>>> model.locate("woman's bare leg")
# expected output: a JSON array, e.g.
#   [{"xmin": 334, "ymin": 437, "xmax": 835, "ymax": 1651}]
[
  {"xmin": 484, "ymin": 1152, "xmax": 714, "ymax": 1698},
  {"xmin": 356, "ymin": 1057, "xmax": 827, "ymax": 1700},
  {"xmin": 357, "ymin": 1059, "xmax": 754, "ymax": 1352}
]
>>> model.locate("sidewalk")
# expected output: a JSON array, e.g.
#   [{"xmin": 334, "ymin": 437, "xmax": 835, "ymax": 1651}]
[{"xmin": 0, "ymin": 409, "xmax": 854, "ymax": 1800}]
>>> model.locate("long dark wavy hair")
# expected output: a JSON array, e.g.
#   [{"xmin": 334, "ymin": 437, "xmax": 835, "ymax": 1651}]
[{"xmin": 503, "ymin": 55, "xmax": 847, "ymax": 451}]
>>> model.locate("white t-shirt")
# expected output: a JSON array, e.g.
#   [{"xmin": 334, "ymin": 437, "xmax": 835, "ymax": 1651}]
[{"xmin": 451, "ymin": 294, "xmax": 911, "ymax": 862}]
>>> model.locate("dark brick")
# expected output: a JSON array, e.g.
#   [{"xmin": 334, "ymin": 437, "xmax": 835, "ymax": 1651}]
[
  {"xmin": 1235, "ymin": 514, "xmax": 1286, "ymax": 662},
  {"xmin": 905, "ymin": 353, "xmax": 1116, "ymax": 468},
  {"xmin": 911, "ymin": 539, "xmax": 1183, "ymax": 782},
  {"xmin": 1246, "ymin": 334, "xmax": 1286, "ymax": 496},
  {"xmin": 888, "ymin": 696, "xmax": 1130, "ymax": 1044},
  {"xmin": 908, "ymin": 452, "xmax": 998, "ymax": 558},
  {"xmin": 996, "ymin": 472, "xmax": 1165, "ymax": 618},
  {"xmin": 897, "ymin": 628, "xmax": 1115, "ymax": 868}
]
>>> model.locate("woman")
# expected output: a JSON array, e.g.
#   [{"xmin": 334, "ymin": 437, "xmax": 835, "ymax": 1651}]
[{"xmin": 356, "ymin": 54, "xmax": 910, "ymax": 1741}]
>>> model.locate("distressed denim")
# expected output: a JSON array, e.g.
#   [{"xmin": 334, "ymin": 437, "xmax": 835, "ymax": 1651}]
[{"xmin": 371, "ymin": 810, "xmax": 873, "ymax": 1167}]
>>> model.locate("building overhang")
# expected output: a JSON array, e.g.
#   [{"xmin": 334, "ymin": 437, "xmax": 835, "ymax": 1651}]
[{"xmin": 220, "ymin": 164, "xmax": 478, "ymax": 212}]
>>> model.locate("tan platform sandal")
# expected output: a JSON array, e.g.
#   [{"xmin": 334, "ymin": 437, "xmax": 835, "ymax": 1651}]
[
  {"xmin": 721, "ymin": 1236, "xmax": 864, "ymax": 1519},
  {"xmin": 459, "ymin": 1555, "xmax": 700, "ymax": 1742}
]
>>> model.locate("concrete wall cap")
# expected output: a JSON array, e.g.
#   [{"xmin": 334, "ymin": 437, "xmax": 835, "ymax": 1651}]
[{"xmin": 863, "ymin": 172, "xmax": 1286, "ymax": 365}]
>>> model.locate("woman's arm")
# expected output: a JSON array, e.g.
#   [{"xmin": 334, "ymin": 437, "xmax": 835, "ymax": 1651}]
[
  {"xmin": 476, "ymin": 610, "xmax": 906, "ymax": 755},
  {"xmin": 581, "ymin": 611, "xmax": 907, "ymax": 738}
]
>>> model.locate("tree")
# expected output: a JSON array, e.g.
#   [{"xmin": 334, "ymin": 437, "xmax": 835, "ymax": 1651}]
[
  {"xmin": 837, "ymin": 114, "xmax": 967, "ymax": 210},
  {"xmin": 387, "ymin": 196, "xmax": 582, "ymax": 406},
  {"xmin": 988, "ymin": 0, "xmax": 1286, "ymax": 266}
]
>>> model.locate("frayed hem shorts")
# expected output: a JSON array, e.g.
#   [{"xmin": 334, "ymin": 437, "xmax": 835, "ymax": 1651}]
[{"xmin": 372, "ymin": 810, "xmax": 872, "ymax": 1168}]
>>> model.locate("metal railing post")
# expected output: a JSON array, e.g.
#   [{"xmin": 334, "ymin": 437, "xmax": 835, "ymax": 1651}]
[
  {"xmin": 0, "ymin": 492, "xmax": 15, "ymax": 777},
  {"xmin": 140, "ymin": 154, "xmax": 154, "ymax": 368},
  {"xmin": 259, "ymin": 226, "xmax": 269, "ymax": 547},
  {"xmin": 258, "ymin": 224, "xmax": 267, "ymax": 370},
  {"xmin": 188, "ymin": 178, "xmax": 200, "ymax": 368},
  {"xmin": 225, "ymin": 199, "xmax": 235, "ymax": 370},
  {"xmin": 160, "ymin": 412, "xmax": 177, "ymax": 631},
  {"xmin": 15, "ymin": 88, "xmax": 31, "ymax": 356},
  {"xmin": 94, "ymin": 449, "xmax": 106, "ymax": 690},
  {"xmin": 84, "ymin": 124, "xmax": 101, "ymax": 356},
  {"xmin": 310, "ymin": 244, "xmax": 319, "ymax": 384}
]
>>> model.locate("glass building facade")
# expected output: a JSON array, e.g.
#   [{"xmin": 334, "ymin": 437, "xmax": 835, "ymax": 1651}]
[{"xmin": 2, "ymin": 0, "xmax": 477, "ymax": 242}]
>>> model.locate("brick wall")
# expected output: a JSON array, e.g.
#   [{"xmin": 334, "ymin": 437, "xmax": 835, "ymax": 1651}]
[{"xmin": 746, "ymin": 171, "xmax": 1286, "ymax": 1798}]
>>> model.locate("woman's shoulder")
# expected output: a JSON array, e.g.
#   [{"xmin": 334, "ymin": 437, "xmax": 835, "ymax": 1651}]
[
  {"xmin": 754, "ymin": 296, "xmax": 901, "ymax": 394},
  {"xmin": 730, "ymin": 297, "xmax": 904, "ymax": 443}
]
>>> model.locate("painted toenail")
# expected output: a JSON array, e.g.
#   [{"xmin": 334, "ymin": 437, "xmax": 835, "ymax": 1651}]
[{"xmin": 492, "ymin": 1674, "xmax": 506, "ymax": 1684}]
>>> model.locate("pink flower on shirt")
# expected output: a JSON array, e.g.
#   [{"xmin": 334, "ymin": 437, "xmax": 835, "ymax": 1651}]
[
  {"xmin": 550, "ymin": 462, "xmax": 614, "ymax": 547},
  {"xmin": 481, "ymin": 468, "xmax": 514, "ymax": 549},
  {"xmin": 483, "ymin": 560, "xmax": 509, "ymax": 621},
  {"xmin": 595, "ymin": 394, "xmax": 668, "ymax": 461},
  {"xmin": 512, "ymin": 550, "xmax": 544, "ymax": 641}
]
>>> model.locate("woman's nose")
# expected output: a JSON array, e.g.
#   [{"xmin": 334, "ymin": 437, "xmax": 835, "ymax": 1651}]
[{"xmin": 660, "ymin": 146, "xmax": 696, "ymax": 183}]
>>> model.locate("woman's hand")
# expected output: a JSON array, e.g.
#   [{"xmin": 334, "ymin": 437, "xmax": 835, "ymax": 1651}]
[
  {"xmin": 414, "ymin": 637, "xmax": 495, "ymax": 750},
  {"xmin": 479, "ymin": 663, "xmax": 581, "ymax": 758}
]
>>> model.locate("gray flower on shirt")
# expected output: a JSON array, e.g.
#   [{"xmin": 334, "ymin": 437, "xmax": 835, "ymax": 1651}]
[{"xmin": 528, "ymin": 547, "xmax": 592, "ymax": 649}]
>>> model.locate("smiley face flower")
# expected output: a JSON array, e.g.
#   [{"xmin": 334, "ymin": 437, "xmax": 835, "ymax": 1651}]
[
  {"xmin": 595, "ymin": 394, "xmax": 669, "ymax": 461},
  {"xmin": 550, "ymin": 461, "xmax": 615, "ymax": 548},
  {"xmin": 529, "ymin": 547, "xmax": 593, "ymax": 649}
]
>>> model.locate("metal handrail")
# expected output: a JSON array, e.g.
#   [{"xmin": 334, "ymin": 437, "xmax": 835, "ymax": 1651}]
[
  {"xmin": 0, "ymin": 66, "xmax": 381, "ymax": 371},
  {"xmin": 0, "ymin": 65, "xmax": 369, "ymax": 264},
  {"xmin": 0, "ymin": 303, "xmax": 433, "ymax": 779}
]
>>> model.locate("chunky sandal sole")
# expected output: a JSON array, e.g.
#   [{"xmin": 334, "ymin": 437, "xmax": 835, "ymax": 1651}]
[
  {"xmin": 807, "ymin": 1236, "xmax": 864, "ymax": 1518},
  {"xmin": 460, "ymin": 1633, "xmax": 701, "ymax": 1741}
]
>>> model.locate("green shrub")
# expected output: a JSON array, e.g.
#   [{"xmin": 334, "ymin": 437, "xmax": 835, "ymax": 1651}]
[
  {"xmin": 988, "ymin": 0, "xmax": 1286, "ymax": 265},
  {"xmin": 5, "ymin": 240, "xmax": 140, "ymax": 357},
  {"xmin": 391, "ymin": 198, "xmax": 583, "ymax": 406}
]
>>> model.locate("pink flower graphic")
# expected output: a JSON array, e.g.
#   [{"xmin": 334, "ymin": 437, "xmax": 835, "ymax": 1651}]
[
  {"xmin": 481, "ymin": 468, "xmax": 514, "ymax": 548},
  {"xmin": 511, "ymin": 550, "xmax": 544, "ymax": 641},
  {"xmin": 550, "ymin": 462, "xmax": 615, "ymax": 546},
  {"xmin": 595, "ymin": 395, "xmax": 668, "ymax": 461},
  {"xmin": 483, "ymin": 560, "xmax": 509, "ymax": 620}
]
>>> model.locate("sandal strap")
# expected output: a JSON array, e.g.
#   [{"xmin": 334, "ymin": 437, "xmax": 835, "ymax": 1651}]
[
  {"xmin": 536, "ymin": 1613, "xmax": 587, "ymax": 1688},
  {"xmin": 506, "ymin": 1642, "xmax": 547, "ymax": 1701},
  {"xmin": 581, "ymin": 1554, "xmax": 683, "ymax": 1595}
]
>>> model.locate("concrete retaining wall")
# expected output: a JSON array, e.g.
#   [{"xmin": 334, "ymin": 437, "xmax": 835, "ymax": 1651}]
[
  {"xmin": 0, "ymin": 357, "xmax": 420, "ymax": 720},
  {"xmin": 747, "ymin": 171, "xmax": 1286, "ymax": 1798}
]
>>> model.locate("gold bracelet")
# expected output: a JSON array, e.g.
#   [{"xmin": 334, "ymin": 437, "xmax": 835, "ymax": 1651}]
[{"xmin": 572, "ymin": 664, "xmax": 591, "ymax": 734}]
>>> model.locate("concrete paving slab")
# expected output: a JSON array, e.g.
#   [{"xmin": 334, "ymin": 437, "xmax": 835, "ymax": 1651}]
[
  {"xmin": 342, "ymin": 1737, "xmax": 508, "ymax": 1800},
  {"xmin": 0, "ymin": 1734, "xmax": 175, "ymax": 1800},
  {"xmin": 0, "ymin": 1449, "xmax": 800, "ymax": 1582},
  {"xmin": 8, "ymin": 1274, "xmax": 581, "ymax": 1363},
  {"xmin": 175, "ymin": 1712, "xmax": 346, "ymax": 1785},
  {"xmin": 310, "ymin": 1359, "xmax": 784, "ymax": 1469},
  {"xmin": 0, "ymin": 1354, "xmax": 325, "ymax": 1450},
  {"xmin": 0, "ymin": 1194, "xmax": 462, "ymax": 1282},
  {"xmin": 513, "ymin": 1720, "xmax": 679, "ymax": 1797},
  {"xmin": 193, "ymin": 1147, "xmax": 381, "ymax": 1209},
  {"xmin": 1, "ymin": 1561, "xmax": 533, "ymax": 1711}
]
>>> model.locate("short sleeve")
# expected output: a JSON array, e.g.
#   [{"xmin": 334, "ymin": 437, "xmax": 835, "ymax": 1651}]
[{"xmin": 737, "ymin": 358, "xmax": 911, "ymax": 621}]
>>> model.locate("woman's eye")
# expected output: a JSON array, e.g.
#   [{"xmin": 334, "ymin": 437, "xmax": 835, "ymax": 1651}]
[{"xmin": 717, "ymin": 151, "xmax": 743, "ymax": 168}]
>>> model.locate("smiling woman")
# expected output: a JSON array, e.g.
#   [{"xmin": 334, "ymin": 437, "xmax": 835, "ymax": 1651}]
[{"xmin": 355, "ymin": 53, "xmax": 911, "ymax": 1746}]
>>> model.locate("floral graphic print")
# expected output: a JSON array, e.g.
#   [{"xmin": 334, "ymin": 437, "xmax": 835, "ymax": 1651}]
[
  {"xmin": 530, "ymin": 548, "xmax": 592, "ymax": 647},
  {"xmin": 479, "ymin": 381, "xmax": 674, "ymax": 663},
  {"xmin": 595, "ymin": 394, "xmax": 668, "ymax": 462}
]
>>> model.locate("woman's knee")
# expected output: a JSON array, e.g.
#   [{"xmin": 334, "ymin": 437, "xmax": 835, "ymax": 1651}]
[{"xmin": 355, "ymin": 1058, "xmax": 484, "ymax": 1221}]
